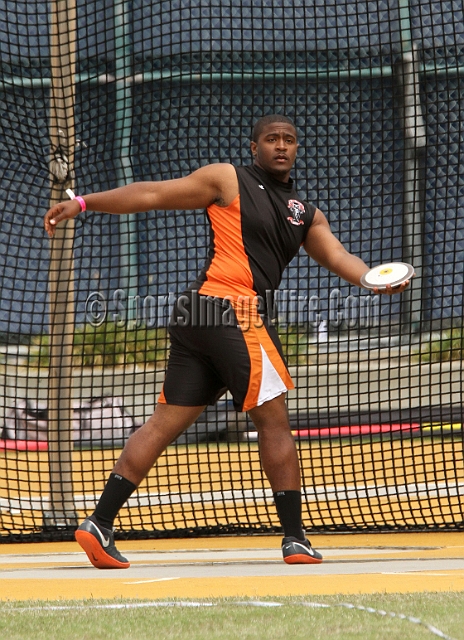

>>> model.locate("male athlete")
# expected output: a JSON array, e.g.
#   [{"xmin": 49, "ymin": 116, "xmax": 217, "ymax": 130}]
[{"xmin": 44, "ymin": 114, "xmax": 410, "ymax": 568}]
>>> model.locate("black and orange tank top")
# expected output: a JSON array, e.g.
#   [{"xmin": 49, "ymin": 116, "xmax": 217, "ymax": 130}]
[{"xmin": 191, "ymin": 164, "xmax": 316, "ymax": 306}]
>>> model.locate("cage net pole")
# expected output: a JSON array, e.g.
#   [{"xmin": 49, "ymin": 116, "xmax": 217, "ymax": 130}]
[
  {"xmin": 43, "ymin": 0, "xmax": 78, "ymax": 529},
  {"xmin": 114, "ymin": 0, "xmax": 139, "ymax": 306},
  {"xmin": 398, "ymin": 0, "xmax": 426, "ymax": 331}
]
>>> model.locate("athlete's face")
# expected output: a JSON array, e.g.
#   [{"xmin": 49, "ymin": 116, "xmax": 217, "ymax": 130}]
[{"xmin": 250, "ymin": 123, "xmax": 299, "ymax": 181}]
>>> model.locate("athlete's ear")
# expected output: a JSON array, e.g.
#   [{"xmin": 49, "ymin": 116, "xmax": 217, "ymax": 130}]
[{"xmin": 250, "ymin": 140, "xmax": 257, "ymax": 157}]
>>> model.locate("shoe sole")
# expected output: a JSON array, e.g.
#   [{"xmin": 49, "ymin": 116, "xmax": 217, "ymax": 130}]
[
  {"xmin": 75, "ymin": 530, "xmax": 130, "ymax": 569},
  {"xmin": 283, "ymin": 553, "xmax": 323, "ymax": 565}
]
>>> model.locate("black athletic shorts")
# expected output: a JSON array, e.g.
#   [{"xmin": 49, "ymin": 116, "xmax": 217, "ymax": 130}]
[{"xmin": 158, "ymin": 293, "xmax": 294, "ymax": 412}]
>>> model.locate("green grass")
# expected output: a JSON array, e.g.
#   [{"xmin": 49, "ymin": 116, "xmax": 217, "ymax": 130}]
[
  {"xmin": 418, "ymin": 328, "xmax": 464, "ymax": 363},
  {"xmin": 0, "ymin": 594, "xmax": 462, "ymax": 640},
  {"xmin": 28, "ymin": 323, "xmax": 169, "ymax": 368},
  {"xmin": 278, "ymin": 326, "xmax": 313, "ymax": 366},
  {"xmin": 26, "ymin": 324, "xmax": 313, "ymax": 369}
]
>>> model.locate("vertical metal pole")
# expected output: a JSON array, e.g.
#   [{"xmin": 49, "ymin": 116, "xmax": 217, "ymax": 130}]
[
  {"xmin": 114, "ymin": 0, "xmax": 138, "ymax": 308},
  {"xmin": 400, "ymin": 47, "xmax": 426, "ymax": 330},
  {"xmin": 398, "ymin": 0, "xmax": 413, "ymax": 52},
  {"xmin": 44, "ymin": 0, "xmax": 78, "ymax": 529},
  {"xmin": 398, "ymin": 0, "xmax": 426, "ymax": 331}
]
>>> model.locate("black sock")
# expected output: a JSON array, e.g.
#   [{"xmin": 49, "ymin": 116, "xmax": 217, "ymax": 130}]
[
  {"xmin": 93, "ymin": 473, "xmax": 137, "ymax": 530},
  {"xmin": 273, "ymin": 490, "xmax": 305, "ymax": 540}
]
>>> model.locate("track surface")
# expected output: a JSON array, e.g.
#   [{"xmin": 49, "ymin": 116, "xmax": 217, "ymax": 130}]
[{"xmin": 1, "ymin": 532, "xmax": 463, "ymax": 600}]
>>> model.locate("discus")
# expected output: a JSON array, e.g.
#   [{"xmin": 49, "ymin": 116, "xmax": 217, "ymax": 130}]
[{"xmin": 360, "ymin": 262, "xmax": 414, "ymax": 290}]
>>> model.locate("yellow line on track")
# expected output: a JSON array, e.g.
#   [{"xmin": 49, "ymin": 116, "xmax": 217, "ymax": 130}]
[
  {"xmin": 1, "ymin": 531, "xmax": 462, "ymax": 554},
  {"xmin": 2, "ymin": 571, "xmax": 464, "ymax": 601},
  {"xmin": 1, "ymin": 532, "xmax": 464, "ymax": 600}
]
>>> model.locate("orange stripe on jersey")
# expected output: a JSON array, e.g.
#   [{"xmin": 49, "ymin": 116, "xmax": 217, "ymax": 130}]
[
  {"xmin": 158, "ymin": 386, "xmax": 167, "ymax": 404},
  {"xmin": 232, "ymin": 300, "xmax": 294, "ymax": 411},
  {"xmin": 235, "ymin": 302, "xmax": 262, "ymax": 409},
  {"xmin": 198, "ymin": 195, "xmax": 256, "ymax": 299}
]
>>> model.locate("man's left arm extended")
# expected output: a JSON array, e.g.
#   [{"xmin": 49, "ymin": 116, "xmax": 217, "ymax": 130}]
[{"xmin": 303, "ymin": 209, "xmax": 411, "ymax": 295}]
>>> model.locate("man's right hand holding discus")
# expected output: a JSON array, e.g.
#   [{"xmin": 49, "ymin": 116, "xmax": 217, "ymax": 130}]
[{"xmin": 359, "ymin": 262, "xmax": 415, "ymax": 295}]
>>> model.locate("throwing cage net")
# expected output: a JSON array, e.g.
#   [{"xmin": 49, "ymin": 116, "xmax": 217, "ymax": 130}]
[{"xmin": 0, "ymin": 1, "xmax": 463, "ymax": 541}]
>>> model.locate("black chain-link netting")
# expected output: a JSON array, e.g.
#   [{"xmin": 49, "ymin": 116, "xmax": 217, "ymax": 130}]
[{"xmin": 0, "ymin": 1, "xmax": 463, "ymax": 541}]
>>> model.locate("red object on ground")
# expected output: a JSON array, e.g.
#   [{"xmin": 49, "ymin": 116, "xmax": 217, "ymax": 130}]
[
  {"xmin": 0, "ymin": 439, "xmax": 49, "ymax": 451},
  {"xmin": 292, "ymin": 423, "xmax": 421, "ymax": 438}
]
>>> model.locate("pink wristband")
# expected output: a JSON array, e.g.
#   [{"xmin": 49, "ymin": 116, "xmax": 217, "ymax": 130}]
[
  {"xmin": 75, "ymin": 196, "xmax": 86, "ymax": 212},
  {"xmin": 66, "ymin": 189, "xmax": 87, "ymax": 212}
]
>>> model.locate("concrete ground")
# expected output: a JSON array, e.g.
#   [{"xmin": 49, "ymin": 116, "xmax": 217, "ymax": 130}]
[{"xmin": 0, "ymin": 531, "xmax": 463, "ymax": 601}]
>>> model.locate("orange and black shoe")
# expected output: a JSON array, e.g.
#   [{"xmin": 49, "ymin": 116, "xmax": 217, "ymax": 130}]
[
  {"xmin": 282, "ymin": 536, "xmax": 323, "ymax": 565},
  {"xmin": 75, "ymin": 516, "xmax": 130, "ymax": 569}
]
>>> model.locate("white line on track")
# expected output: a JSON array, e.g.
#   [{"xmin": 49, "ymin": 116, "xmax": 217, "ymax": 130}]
[
  {"xmin": 123, "ymin": 577, "xmax": 180, "ymax": 584},
  {"xmin": 381, "ymin": 572, "xmax": 453, "ymax": 576},
  {"xmin": 1, "ymin": 479, "xmax": 463, "ymax": 513}
]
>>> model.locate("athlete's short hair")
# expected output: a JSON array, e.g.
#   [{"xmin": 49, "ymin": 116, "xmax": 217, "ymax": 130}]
[{"xmin": 251, "ymin": 114, "xmax": 297, "ymax": 142}]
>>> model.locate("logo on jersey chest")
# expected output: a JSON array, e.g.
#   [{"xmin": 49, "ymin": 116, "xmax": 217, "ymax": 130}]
[{"xmin": 287, "ymin": 199, "xmax": 305, "ymax": 226}]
